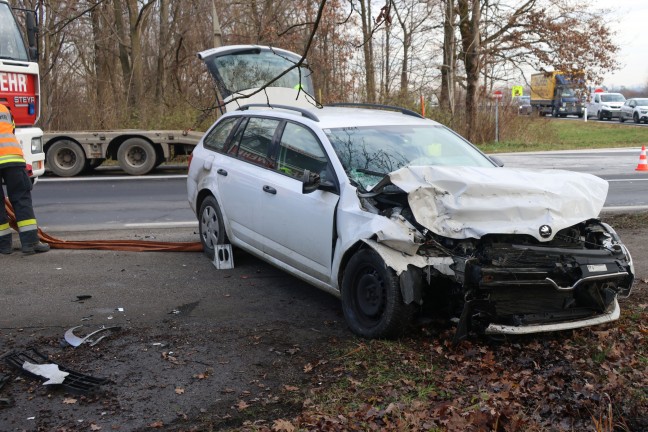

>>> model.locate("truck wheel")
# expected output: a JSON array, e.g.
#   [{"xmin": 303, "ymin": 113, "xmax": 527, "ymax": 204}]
[
  {"xmin": 46, "ymin": 140, "xmax": 86, "ymax": 177},
  {"xmin": 117, "ymin": 138, "xmax": 156, "ymax": 175},
  {"xmin": 341, "ymin": 248, "xmax": 416, "ymax": 339},
  {"xmin": 198, "ymin": 195, "xmax": 228, "ymax": 260},
  {"xmin": 552, "ymin": 107, "xmax": 558, "ymax": 117},
  {"xmin": 83, "ymin": 158, "xmax": 105, "ymax": 173}
]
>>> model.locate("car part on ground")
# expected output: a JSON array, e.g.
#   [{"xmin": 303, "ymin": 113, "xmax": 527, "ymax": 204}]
[{"xmin": 3, "ymin": 348, "xmax": 109, "ymax": 394}]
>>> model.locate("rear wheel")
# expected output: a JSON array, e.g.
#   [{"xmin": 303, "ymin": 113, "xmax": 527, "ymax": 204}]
[
  {"xmin": 117, "ymin": 138, "xmax": 157, "ymax": 175},
  {"xmin": 341, "ymin": 248, "xmax": 416, "ymax": 338},
  {"xmin": 46, "ymin": 140, "xmax": 86, "ymax": 177},
  {"xmin": 198, "ymin": 196, "xmax": 228, "ymax": 260}
]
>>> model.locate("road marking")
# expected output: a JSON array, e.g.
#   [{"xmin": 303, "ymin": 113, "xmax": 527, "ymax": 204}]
[
  {"xmin": 602, "ymin": 205, "xmax": 648, "ymax": 212},
  {"xmin": 38, "ymin": 174, "xmax": 188, "ymax": 182},
  {"xmin": 124, "ymin": 221, "xmax": 198, "ymax": 228},
  {"xmin": 607, "ymin": 178, "xmax": 648, "ymax": 182}
]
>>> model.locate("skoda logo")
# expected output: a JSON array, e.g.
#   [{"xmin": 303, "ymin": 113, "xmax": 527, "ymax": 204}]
[{"xmin": 539, "ymin": 225, "xmax": 552, "ymax": 238}]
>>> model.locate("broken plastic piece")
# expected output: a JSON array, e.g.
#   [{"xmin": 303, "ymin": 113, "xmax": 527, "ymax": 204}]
[
  {"xmin": 73, "ymin": 295, "xmax": 92, "ymax": 302},
  {"xmin": 2, "ymin": 348, "xmax": 109, "ymax": 394},
  {"xmin": 22, "ymin": 362, "xmax": 69, "ymax": 385},
  {"xmin": 64, "ymin": 325, "xmax": 121, "ymax": 348}
]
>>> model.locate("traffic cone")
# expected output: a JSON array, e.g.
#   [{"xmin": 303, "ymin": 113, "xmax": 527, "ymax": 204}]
[{"xmin": 636, "ymin": 146, "xmax": 648, "ymax": 171}]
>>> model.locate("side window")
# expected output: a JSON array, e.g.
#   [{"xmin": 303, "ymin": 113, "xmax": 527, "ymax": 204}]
[
  {"xmin": 237, "ymin": 117, "xmax": 281, "ymax": 168},
  {"xmin": 276, "ymin": 122, "xmax": 329, "ymax": 180},
  {"xmin": 203, "ymin": 117, "xmax": 239, "ymax": 152},
  {"xmin": 594, "ymin": 95, "xmax": 600, "ymax": 103}
]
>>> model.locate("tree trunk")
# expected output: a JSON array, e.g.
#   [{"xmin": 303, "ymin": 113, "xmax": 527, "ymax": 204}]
[
  {"xmin": 458, "ymin": 0, "xmax": 481, "ymax": 141},
  {"xmin": 440, "ymin": 0, "xmax": 455, "ymax": 113},
  {"xmin": 359, "ymin": 0, "xmax": 376, "ymax": 103}
]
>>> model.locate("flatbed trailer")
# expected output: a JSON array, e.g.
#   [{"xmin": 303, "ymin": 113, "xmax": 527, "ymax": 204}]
[{"xmin": 43, "ymin": 129, "xmax": 204, "ymax": 176}]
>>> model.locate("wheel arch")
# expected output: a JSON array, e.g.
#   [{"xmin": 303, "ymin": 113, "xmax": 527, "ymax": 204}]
[{"xmin": 43, "ymin": 135, "xmax": 83, "ymax": 155}]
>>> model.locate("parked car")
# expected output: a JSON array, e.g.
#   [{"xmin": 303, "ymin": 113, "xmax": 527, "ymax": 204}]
[
  {"xmin": 586, "ymin": 92, "xmax": 626, "ymax": 120},
  {"xmin": 188, "ymin": 45, "xmax": 635, "ymax": 342},
  {"xmin": 619, "ymin": 98, "xmax": 648, "ymax": 124}
]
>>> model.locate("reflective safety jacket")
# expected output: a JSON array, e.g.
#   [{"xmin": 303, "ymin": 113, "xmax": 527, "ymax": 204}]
[{"xmin": 0, "ymin": 104, "xmax": 25, "ymax": 166}]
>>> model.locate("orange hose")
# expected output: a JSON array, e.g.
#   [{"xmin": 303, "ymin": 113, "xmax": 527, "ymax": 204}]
[{"xmin": 5, "ymin": 198, "xmax": 203, "ymax": 252}]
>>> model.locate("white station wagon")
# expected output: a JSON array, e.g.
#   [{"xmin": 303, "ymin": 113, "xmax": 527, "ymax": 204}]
[{"xmin": 187, "ymin": 46, "xmax": 634, "ymax": 341}]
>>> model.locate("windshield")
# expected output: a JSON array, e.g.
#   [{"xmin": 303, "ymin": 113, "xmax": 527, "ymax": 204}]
[
  {"xmin": 560, "ymin": 88, "xmax": 575, "ymax": 97},
  {"xmin": 601, "ymin": 94, "xmax": 625, "ymax": 102},
  {"xmin": 0, "ymin": 4, "xmax": 28, "ymax": 61},
  {"xmin": 204, "ymin": 48, "xmax": 314, "ymax": 98},
  {"xmin": 325, "ymin": 125, "xmax": 495, "ymax": 190}
]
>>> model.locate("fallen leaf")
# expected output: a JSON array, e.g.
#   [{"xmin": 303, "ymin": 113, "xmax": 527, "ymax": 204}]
[
  {"xmin": 90, "ymin": 424, "xmax": 102, "ymax": 431},
  {"xmin": 63, "ymin": 397, "xmax": 77, "ymax": 404},
  {"xmin": 175, "ymin": 387, "xmax": 185, "ymax": 395},
  {"xmin": 237, "ymin": 400, "xmax": 249, "ymax": 411},
  {"xmin": 272, "ymin": 418, "xmax": 295, "ymax": 432},
  {"xmin": 283, "ymin": 385, "xmax": 299, "ymax": 392},
  {"xmin": 149, "ymin": 420, "xmax": 164, "ymax": 428},
  {"xmin": 303, "ymin": 363, "xmax": 313, "ymax": 373}
]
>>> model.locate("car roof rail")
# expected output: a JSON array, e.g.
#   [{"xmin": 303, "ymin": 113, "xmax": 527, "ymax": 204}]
[
  {"xmin": 328, "ymin": 103, "xmax": 424, "ymax": 119},
  {"xmin": 236, "ymin": 104, "xmax": 320, "ymax": 122}
]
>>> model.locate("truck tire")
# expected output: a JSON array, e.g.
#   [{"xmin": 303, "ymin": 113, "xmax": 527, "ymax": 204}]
[
  {"xmin": 552, "ymin": 107, "xmax": 558, "ymax": 117},
  {"xmin": 46, "ymin": 139, "xmax": 86, "ymax": 177},
  {"xmin": 83, "ymin": 158, "xmax": 105, "ymax": 173},
  {"xmin": 117, "ymin": 138, "xmax": 156, "ymax": 176}
]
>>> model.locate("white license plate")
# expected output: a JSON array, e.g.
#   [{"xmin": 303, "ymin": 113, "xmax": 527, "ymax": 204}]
[{"xmin": 587, "ymin": 264, "xmax": 607, "ymax": 272}]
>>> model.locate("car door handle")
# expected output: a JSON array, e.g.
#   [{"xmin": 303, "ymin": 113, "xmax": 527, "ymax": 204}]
[
  {"xmin": 263, "ymin": 185, "xmax": 277, "ymax": 195},
  {"xmin": 217, "ymin": 168, "xmax": 228, "ymax": 176}
]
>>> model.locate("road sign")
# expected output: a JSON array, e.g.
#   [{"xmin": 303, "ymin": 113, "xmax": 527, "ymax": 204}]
[
  {"xmin": 493, "ymin": 90, "xmax": 503, "ymax": 100},
  {"xmin": 511, "ymin": 86, "xmax": 523, "ymax": 97}
]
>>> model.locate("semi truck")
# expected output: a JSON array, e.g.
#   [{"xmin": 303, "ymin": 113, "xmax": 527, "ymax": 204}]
[
  {"xmin": 43, "ymin": 129, "xmax": 204, "ymax": 177},
  {"xmin": 530, "ymin": 71, "xmax": 583, "ymax": 118},
  {"xmin": 0, "ymin": 0, "xmax": 44, "ymax": 180}
]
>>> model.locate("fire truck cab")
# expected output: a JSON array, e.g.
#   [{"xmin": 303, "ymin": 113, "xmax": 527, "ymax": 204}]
[{"xmin": 0, "ymin": 0, "xmax": 44, "ymax": 180}]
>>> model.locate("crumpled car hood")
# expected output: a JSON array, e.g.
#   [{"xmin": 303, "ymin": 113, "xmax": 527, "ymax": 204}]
[{"xmin": 376, "ymin": 165, "xmax": 608, "ymax": 241}]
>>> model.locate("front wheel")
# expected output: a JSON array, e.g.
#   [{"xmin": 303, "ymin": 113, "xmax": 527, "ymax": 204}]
[
  {"xmin": 117, "ymin": 138, "xmax": 157, "ymax": 175},
  {"xmin": 198, "ymin": 196, "xmax": 228, "ymax": 260},
  {"xmin": 341, "ymin": 249, "xmax": 416, "ymax": 338},
  {"xmin": 619, "ymin": 114, "xmax": 625, "ymax": 123},
  {"xmin": 634, "ymin": 113, "xmax": 640, "ymax": 124}
]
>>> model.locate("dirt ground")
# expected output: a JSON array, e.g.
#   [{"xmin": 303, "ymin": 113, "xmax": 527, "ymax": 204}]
[{"xmin": 0, "ymin": 214, "xmax": 646, "ymax": 432}]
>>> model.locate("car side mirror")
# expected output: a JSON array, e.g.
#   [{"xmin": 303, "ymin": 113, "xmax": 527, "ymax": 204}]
[{"xmin": 301, "ymin": 170, "xmax": 320, "ymax": 194}]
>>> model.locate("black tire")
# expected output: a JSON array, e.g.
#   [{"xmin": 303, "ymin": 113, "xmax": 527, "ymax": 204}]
[
  {"xmin": 198, "ymin": 195, "xmax": 228, "ymax": 260},
  {"xmin": 117, "ymin": 138, "xmax": 156, "ymax": 175},
  {"xmin": 552, "ymin": 107, "xmax": 558, "ymax": 117},
  {"xmin": 83, "ymin": 158, "xmax": 105, "ymax": 173},
  {"xmin": 341, "ymin": 248, "xmax": 416, "ymax": 338},
  {"xmin": 619, "ymin": 114, "xmax": 625, "ymax": 123},
  {"xmin": 598, "ymin": 110, "xmax": 604, "ymax": 121},
  {"xmin": 46, "ymin": 139, "xmax": 86, "ymax": 177},
  {"xmin": 634, "ymin": 113, "xmax": 640, "ymax": 124}
]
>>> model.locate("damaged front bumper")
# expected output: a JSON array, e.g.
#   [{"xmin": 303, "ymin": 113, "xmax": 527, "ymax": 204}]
[{"xmin": 484, "ymin": 298, "xmax": 620, "ymax": 335}]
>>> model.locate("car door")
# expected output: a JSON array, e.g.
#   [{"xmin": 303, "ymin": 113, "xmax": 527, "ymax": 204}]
[
  {"xmin": 255, "ymin": 121, "xmax": 339, "ymax": 282},
  {"xmin": 215, "ymin": 116, "xmax": 283, "ymax": 252}
]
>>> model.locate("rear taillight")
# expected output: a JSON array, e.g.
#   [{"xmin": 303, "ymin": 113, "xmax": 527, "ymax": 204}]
[{"xmin": 187, "ymin": 153, "xmax": 193, "ymax": 171}]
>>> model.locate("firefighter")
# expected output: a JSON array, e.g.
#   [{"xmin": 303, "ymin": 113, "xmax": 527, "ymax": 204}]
[{"xmin": 0, "ymin": 103, "xmax": 49, "ymax": 255}]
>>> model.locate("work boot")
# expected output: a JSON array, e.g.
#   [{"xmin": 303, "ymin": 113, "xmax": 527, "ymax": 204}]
[
  {"xmin": 0, "ymin": 246, "xmax": 12, "ymax": 255},
  {"xmin": 22, "ymin": 242, "xmax": 50, "ymax": 255}
]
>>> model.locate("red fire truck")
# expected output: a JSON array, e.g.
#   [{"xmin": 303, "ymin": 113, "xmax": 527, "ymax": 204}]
[{"xmin": 0, "ymin": 0, "xmax": 43, "ymax": 180}]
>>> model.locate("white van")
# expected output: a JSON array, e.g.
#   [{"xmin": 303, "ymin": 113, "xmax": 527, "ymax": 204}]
[{"xmin": 586, "ymin": 92, "xmax": 626, "ymax": 120}]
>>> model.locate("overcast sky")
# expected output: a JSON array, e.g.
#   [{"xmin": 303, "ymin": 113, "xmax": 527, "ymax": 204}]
[{"xmin": 596, "ymin": 0, "xmax": 648, "ymax": 88}]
